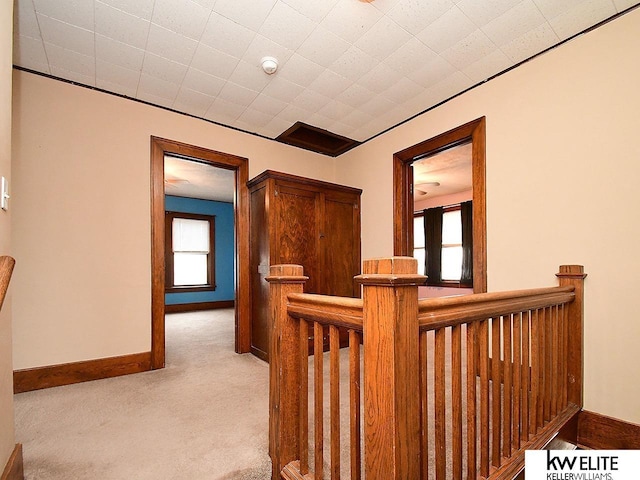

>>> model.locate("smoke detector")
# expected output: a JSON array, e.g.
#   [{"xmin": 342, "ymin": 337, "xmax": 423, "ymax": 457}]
[{"xmin": 261, "ymin": 56, "xmax": 278, "ymax": 75}]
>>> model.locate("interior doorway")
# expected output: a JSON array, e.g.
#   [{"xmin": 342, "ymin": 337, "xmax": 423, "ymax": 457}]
[
  {"xmin": 150, "ymin": 137, "xmax": 250, "ymax": 369},
  {"xmin": 393, "ymin": 117, "xmax": 487, "ymax": 293}
]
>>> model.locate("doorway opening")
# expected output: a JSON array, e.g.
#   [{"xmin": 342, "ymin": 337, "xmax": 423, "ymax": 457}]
[
  {"xmin": 393, "ymin": 117, "xmax": 487, "ymax": 293},
  {"xmin": 150, "ymin": 137, "xmax": 250, "ymax": 369}
]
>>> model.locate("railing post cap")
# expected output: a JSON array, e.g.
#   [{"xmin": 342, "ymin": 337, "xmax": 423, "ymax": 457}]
[
  {"xmin": 356, "ymin": 257, "xmax": 426, "ymax": 286},
  {"xmin": 556, "ymin": 265, "xmax": 587, "ymax": 279},
  {"xmin": 265, "ymin": 264, "xmax": 309, "ymax": 283}
]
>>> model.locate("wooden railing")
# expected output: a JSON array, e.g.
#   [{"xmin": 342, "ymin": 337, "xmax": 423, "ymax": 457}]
[
  {"xmin": 0, "ymin": 256, "xmax": 16, "ymax": 311},
  {"xmin": 268, "ymin": 258, "xmax": 586, "ymax": 480}
]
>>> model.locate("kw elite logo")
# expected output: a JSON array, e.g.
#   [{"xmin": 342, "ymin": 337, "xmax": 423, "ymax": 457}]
[{"xmin": 525, "ymin": 450, "xmax": 640, "ymax": 480}]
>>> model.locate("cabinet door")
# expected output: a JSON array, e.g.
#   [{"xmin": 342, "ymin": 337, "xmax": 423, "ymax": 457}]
[
  {"xmin": 322, "ymin": 192, "xmax": 361, "ymax": 297},
  {"xmin": 275, "ymin": 185, "xmax": 321, "ymax": 293},
  {"xmin": 249, "ymin": 184, "xmax": 270, "ymax": 361}
]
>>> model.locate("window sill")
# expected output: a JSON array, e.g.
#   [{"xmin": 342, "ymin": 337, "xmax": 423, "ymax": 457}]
[
  {"xmin": 425, "ymin": 281, "xmax": 472, "ymax": 289},
  {"xmin": 165, "ymin": 285, "xmax": 216, "ymax": 294}
]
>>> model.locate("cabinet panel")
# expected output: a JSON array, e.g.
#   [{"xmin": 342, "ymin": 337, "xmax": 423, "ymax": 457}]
[
  {"xmin": 323, "ymin": 197, "xmax": 360, "ymax": 297},
  {"xmin": 249, "ymin": 185, "xmax": 269, "ymax": 360}
]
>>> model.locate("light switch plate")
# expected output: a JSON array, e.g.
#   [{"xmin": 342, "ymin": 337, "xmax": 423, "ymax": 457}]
[{"xmin": 1, "ymin": 176, "xmax": 9, "ymax": 211}]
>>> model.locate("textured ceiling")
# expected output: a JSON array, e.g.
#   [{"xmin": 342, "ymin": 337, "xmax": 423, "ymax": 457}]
[{"xmin": 13, "ymin": 0, "xmax": 640, "ymax": 148}]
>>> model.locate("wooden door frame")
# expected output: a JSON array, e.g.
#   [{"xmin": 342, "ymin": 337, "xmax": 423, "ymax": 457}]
[
  {"xmin": 151, "ymin": 136, "xmax": 250, "ymax": 369},
  {"xmin": 393, "ymin": 117, "xmax": 487, "ymax": 293}
]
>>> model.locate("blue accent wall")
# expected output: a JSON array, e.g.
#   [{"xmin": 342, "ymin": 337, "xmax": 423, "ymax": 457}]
[{"xmin": 165, "ymin": 195, "xmax": 235, "ymax": 305}]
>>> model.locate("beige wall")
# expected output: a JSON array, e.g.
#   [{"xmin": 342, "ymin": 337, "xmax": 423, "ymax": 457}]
[
  {"xmin": 0, "ymin": 0, "xmax": 14, "ymax": 469},
  {"xmin": 337, "ymin": 8, "xmax": 640, "ymax": 423},
  {"xmin": 11, "ymin": 71, "xmax": 336, "ymax": 370}
]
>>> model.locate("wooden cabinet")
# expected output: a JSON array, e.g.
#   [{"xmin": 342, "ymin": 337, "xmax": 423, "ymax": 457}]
[{"xmin": 248, "ymin": 170, "xmax": 362, "ymax": 361}]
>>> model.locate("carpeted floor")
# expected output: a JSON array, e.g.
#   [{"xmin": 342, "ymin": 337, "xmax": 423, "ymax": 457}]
[{"xmin": 14, "ymin": 309, "xmax": 272, "ymax": 480}]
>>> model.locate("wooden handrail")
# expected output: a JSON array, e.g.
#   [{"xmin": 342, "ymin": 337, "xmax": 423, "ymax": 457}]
[
  {"xmin": 286, "ymin": 293, "xmax": 363, "ymax": 330},
  {"xmin": 0, "ymin": 256, "xmax": 16, "ymax": 311}
]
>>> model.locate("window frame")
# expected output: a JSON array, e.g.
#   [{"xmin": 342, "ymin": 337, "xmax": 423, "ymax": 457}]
[
  {"xmin": 164, "ymin": 211, "xmax": 216, "ymax": 293},
  {"xmin": 415, "ymin": 204, "xmax": 468, "ymax": 288}
]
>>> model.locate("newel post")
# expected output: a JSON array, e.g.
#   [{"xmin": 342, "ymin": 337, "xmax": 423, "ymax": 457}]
[
  {"xmin": 556, "ymin": 265, "xmax": 587, "ymax": 408},
  {"xmin": 356, "ymin": 257, "xmax": 426, "ymax": 480},
  {"xmin": 266, "ymin": 264, "xmax": 308, "ymax": 480}
]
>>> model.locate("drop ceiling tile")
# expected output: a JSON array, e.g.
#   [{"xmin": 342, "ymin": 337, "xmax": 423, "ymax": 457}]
[
  {"xmin": 280, "ymin": 0, "xmax": 340, "ymax": 23},
  {"xmin": 137, "ymin": 73, "xmax": 180, "ymax": 101},
  {"xmin": 277, "ymin": 53, "xmax": 324, "ymax": 87},
  {"xmin": 291, "ymin": 89, "xmax": 332, "ymax": 111},
  {"xmin": 95, "ymin": 1, "xmax": 151, "ymax": 49},
  {"xmin": 96, "ymin": 0, "xmax": 155, "ymax": 20},
  {"xmin": 237, "ymin": 107, "xmax": 272, "ymax": 127},
  {"xmin": 613, "ymin": 0, "xmax": 640, "ymax": 10},
  {"xmin": 259, "ymin": 2, "xmax": 316, "ymax": 50},
  {"xmin": 44, "ymin": 42, "xmax": 95, "ymax": 77},
  {"xmin": 96, "ymin": 77, "xmax": 138, "ymax": 98},
  {"xmin": 349, "ymin": 125, "xmax": 377, "ymax": 142},
  {"xmin": 482, "ymin": 0, "xmax": 547, "ymax": 47},
  {"xmin": 321, "ymin": 1, "xmax": 383, "ymax": 43},
  {"xmin": 33, "ymin": 0, "xmax": 94, "ymax": 31},
  {"xmin": 500, "ymin": 22, "xmax": 559, "ymax": 63},
  {"xmin": 381, "ymin": 77, "xmax": 424, "ymax": 104},
  {"xmin": 248, "ymin": 93, "xmax": 288, "ymax": 116},
  {"xmin": 424, "ymin": 70, "xmax": 475, "ymax": 102},
  {"xmin": 307, "ymin": 70, "xmax": 352, "ymax": 98},
  {"xmin": 13, "ymin": 35, "xmax": 48, "ymax": 68},
  {"xmin": 532, "ymin": 0, "xmax": 587, "ymax": 21},
  {"xmin": 359, "ymin": 95, "xmax": 397, "ymax": 116},
  {"xmin": 461, "ymin": 49, "xmax": 512, "ymax": 83},
  {"xmin": 548, "ymin": 0, "xmax": 617, "ymax": 40},
  {"xmin": 416, "ymin": 5, "xmax": 477, "ymax": 53},
  {"xmin": 137, "ymin": 90, "xmax": 175, "ymax": 109},
  {"xmin": 387, "ymin": 0, "xmax": 456, "ymax": 35},
  {"xmin": 242, "ymin": 34, "xmax": 295, "ymax": 70},
  {"xmin": 440, "ymin": 29, "xmax": 498, "ymax": 69},
  {"xmin": 383, "ymin": 38, "xmax": 440, "ymax": 77},
  {"xmin": 370, "ymin": 0, "xmax": 403, "ymax": 14},
  {"xmin": 217, "ymin": 81, "xmax": 260, "ymax": 108},
  {"xmin": 50, "ymin": 65, "xmax": 95, "ymax": 86},
  {"xmin": 146, "ymin": 24, "xmax": 198, "ymax": 64},
  {"xmin": 406, "ymin": 55, "xmax": 456, "ymax": 86},
  {"xmin": 326, "ymin": 121, "xmax": 354, "ymax": 139},
  {"xmin": 354, "ymin": 16, "xmax": 413, "ymax": 61},
  {"xmin": 37, "ymin": 14, "xmax": 94, "ymax": 57},
  {"xmin": 191, "ymin": 0, "xmax": 216, "ymax": 9},
  {"xmin": 228, "ymin": 60, "xmax": 272, "ymax": 92},
  {"xmin": 181, "ymin": 67, "xmax": 226, "ymax": 97},
  {"xmin": 96, "ymin": 34, "xmax": 145, "ymax": 71},
  {"xmin": 358, "ymin": 62, "xmax": 404, "ymax": 94},
  {"xmin": 340, "ymin": 108, "xmax": 373, "ymax": 129},
  {"xmin": 335, "ymin": 84, "xmax": 376, "ymax": 108},
  {"xmin": 213, "ymin": 0, "xmax": 277, "ymax": 31},
  {"xmin": 204, "ymin": 97, "xmax": 245, "ymax": 124},
  {"xmin": 277, "ymin": 104, "xmax": 313, "ymax": 123},
  {"xmin": 318, "ymin": 100, "xmax": 352, "ymax": 121},
  {"xmin": 152, "ymin": 0, "xmax": 211, "ymax": 40},
  {"xmin": 306, "ymin": 113, "xmax": 334, "ymax": 131},
  {"xmin": 142, "ymin": 53, "xmax": 188, "ymax": 84},
  {"xmin": 328, "ymin": 46, "xmax": 378, "ymax": 83},
  {"xmin": 456, "ymin": 0, "xmax": 521, "ymax": 27},
  {"xmin": 200, "ymin": 13, "xmax": 255, "ymax": 58},
  {"xmin": 256, "ymin": 117, "xmax": 294, "ymax": 139},
  {"xmin": 260, "ymin": 76, "xmax": 305, "ymax": 103},
  {"xmin": 190, "ymin": 43, "xmax": 240, "ymax": 79},
  {"xmin": 96, "ymin": 59, "xmax": 141, "ymax": 88},
  {"xmin": 173, "ymin": 87, "xmax": 216, "ymax": 117},
  {"xmin": 296, "ymin": 26, "xmax": 351, "ymax": 68},
  {"xmin": 14, "ymin": 0, "xmax": 41, "ymax": 39}
]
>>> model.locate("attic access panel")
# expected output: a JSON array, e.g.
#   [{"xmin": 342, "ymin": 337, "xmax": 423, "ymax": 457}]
[{"xmin": 276, "ymin": 122, "xmax": 360, "ymax": 157}]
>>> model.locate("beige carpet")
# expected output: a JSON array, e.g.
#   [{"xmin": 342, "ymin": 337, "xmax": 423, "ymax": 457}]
[{"xmin": 14, "ymin": 309, "xmax": 272, "ymax": 480}]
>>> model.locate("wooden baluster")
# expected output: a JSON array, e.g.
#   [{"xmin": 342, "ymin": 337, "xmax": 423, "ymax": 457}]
[
  {"xmin": 299, "ymin": 320, "xmax": 309, "ymax": 475},
  {"xmin": 502, "ymin": 314, "xmax": 512, "ymax": 459},
  {"xmin": 512, "ymin": 312, "xmax": 521, "ymax": 451},
  {"xmin": 560, "ymin": 303, "xmax": 569, "ymax": 409},
  {"xmin": 349, "ymin": 330, "xmax": 362, "ymax": 480},
  {"xmin": 435, "ymin": 328, "xmax": 447, "ymax": 480},
  {"xmin": 356, "ymin": 257, "xmax": 424, "ymax": 480},
  {"xmin": 330, "ymin": 325, "xmax": 341, "ymax": 479},
  {"xmin": 524, "ymin": 310, "xmax": 533, "ymax": 440},
  {"xmin": 452, "ymin": 325, "xmax": 463, "ymax": 480},
  {"xmin": 466, "ymin": 323, "xmax": 477, "ymax": 480},
  {"xmin": 491, "ymin": 317, "xmax": 502, "ymax": 468},
  {"xmin": 420, "ymin": 330, "xmax": 429, "ymax": 480},
  {"xmin": 544, "ymin": 307, "xmax": 552, "ymax": 423},
  {"xmin": 556, "ymin": 266, "xmax": 587, "ymax": 409},
  {"xmin": 479, "ymin": 318, "xmax": 490, "ymax": 477},
  {"xmin": 266, "ymin": 264, "xmax": 308, "ymax": 480},
  {"xmin": 551, "ymin": 305, "xmax": 559, "ymax": 418},
  {"xmin": 314, "ymin": 322, "xmax": 324, "ymax": 480}
]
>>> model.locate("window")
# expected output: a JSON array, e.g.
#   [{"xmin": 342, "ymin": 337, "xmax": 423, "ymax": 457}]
[
  {"xmin": 165, "ymin": 212, "xmax": 216, "ymax": 292},
  {"xmin": 414, "ymin": 202, "xmax": 472, "ymax": 287}
]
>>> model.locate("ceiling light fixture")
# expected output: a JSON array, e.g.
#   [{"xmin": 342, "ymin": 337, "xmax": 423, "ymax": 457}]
[{"xmin": 261, "ymin": 56, "xmax": 278, "ymax": 75}]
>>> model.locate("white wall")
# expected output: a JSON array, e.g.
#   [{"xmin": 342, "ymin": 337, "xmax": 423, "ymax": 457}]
[
  {"xmin": 0, "ymin": 0, "xmax": 15, "ymax": 469},
  {"xmin": 11, "ymin": 71, "xmax": 336, "ymax": 370},
  {"xmin": 337, "ymin": 8, "xmax": 640, "ymax": 423}
]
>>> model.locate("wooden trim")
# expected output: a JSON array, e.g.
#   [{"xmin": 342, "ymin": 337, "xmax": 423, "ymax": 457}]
[
  {"xmin": 393, "ymin": 117, "xmax": 487, "ymax": 293},
  {"xmin": 151, "ymin": 137, "xmax": 251, "ymax": 370},
  {"xmin": 1, "ymin": 444, "xmax": 23, "ymax": 480},
  {"xmin": 13, "ymin": 352, "xmax": 151, "ymax": 393},
  {"xmin": 165, "ymin": 300, "xmax": 235, "ymax": 313},
  {"xmin": 0, "ymin": 256, "xmax": 16, "ymax": 311},
  {"xmin": 577, "ymin": 410, "xmax": 640, "ymax": 449}
]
